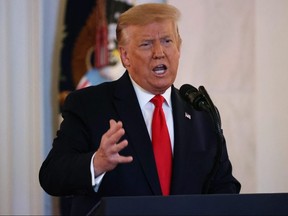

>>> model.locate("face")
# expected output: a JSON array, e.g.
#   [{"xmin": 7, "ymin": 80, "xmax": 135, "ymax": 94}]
[{"xmin": 119, "ymin": 20, "xmax": 181, "ymax": 95}]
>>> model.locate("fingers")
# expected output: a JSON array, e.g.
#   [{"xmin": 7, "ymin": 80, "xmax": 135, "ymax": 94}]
[
  {"xmin": 107, "ymin": 119, "xmax": 124, "ymax": 137},
  {"xmin": 111, "ymin": 139, "xmax": 133, "ymax": 163},
  {"xmin": 104, "ymin": 120, "xmax": 125, "ymax": 146},
  {"xmin": 93, "ymin": 119, "xmax": 133, "ymax": 176},
  {"xmin": 117, "ymin": 155, "xmax": 133, "ymax": 164}
]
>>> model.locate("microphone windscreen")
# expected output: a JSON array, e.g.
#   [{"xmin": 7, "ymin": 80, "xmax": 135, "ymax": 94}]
[{"xmin": 179, "ymin": 84, "xmax": 198, "ymax": 98}]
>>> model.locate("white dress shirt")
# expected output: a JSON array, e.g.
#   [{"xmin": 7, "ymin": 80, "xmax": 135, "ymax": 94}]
[{"xmin": 131, "ymin": 78, "xmax": 174, "ymax": 152}]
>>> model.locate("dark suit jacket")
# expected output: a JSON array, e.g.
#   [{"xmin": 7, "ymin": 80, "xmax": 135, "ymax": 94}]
[{"xmin": 39, "ymin": 71, "xmax": 240, "ymax": 215}]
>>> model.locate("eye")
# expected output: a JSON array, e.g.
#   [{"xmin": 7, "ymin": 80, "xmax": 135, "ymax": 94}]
[
  {"xmin": 161, "ymin": 38, "xmax": 173, "ymax": 46},
  {"xmin": 139, "ymin": 40, "xmax": 152, "ymax": 49},
  {"xmin": 140, "ymin": 42, "xmax": 149, "ymax": 47}
]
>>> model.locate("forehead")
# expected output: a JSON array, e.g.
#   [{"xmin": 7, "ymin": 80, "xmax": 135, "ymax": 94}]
[{"xmin": 126, "ymin": 20, "xmax": 176, "ymax": 39}]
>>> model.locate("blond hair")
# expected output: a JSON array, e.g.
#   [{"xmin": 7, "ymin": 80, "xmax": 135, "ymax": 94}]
[{"xmin": 116, "ymin": 3, "xmax": 181, "ymax": 46}]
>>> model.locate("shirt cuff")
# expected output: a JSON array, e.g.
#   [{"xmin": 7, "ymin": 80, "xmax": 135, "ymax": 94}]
[{"xmin": 90, "ymin": 153, "xmax": 105, "ymax": 192}]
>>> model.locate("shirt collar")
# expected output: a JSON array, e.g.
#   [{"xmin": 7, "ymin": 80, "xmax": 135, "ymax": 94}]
[{"xmin": 129, "ymin": 75, "xmax": 172, "ymax": 109}]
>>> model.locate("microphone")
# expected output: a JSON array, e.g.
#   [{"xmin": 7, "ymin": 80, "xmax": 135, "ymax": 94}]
[
  {"xmin": 179, "ymin": 84, "xmax": 208, "ymax": 111},
  {"xmin": 180, "ymin": 83, "xmax": 224, "ymax": 194}
]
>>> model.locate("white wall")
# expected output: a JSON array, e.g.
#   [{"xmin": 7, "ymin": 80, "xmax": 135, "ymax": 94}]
[
  {"xmin": 169, "ymin": 0, "xmax": 288, "ymax": 193},
  {"xmin": 169, "ymin": 0, "xmax": 256, "ymax": 192},
  {"xmin": 255, "ymin": 0, "xmax": 288, "ymax": 192}
]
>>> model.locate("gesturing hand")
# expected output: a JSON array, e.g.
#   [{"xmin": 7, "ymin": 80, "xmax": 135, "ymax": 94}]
[{"xmin": 93, "ymin": 119, "xmax": 133, "ymax": 177}]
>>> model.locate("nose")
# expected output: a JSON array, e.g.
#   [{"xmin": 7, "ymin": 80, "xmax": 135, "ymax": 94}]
[{"xmin": 152, "ymin": 41, "xmax": 165, "ymax": 59}]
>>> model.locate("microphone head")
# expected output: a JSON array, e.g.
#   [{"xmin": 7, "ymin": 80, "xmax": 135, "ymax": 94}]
[
  {"xmin": 180, "ymin": 84, "xmax": 206, "ymax": 111},
  {"xmin": 179, "ymin": 84, "xmax": 198, "ymax": 97}
]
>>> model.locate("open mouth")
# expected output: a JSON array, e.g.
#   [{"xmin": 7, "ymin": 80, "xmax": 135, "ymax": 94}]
[{"xmin": 153, "ymin": 64, "xmax": 167, "ymax": 75}]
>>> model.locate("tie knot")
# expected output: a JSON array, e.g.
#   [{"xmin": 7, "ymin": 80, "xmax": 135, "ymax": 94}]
[{"xmin": 151, "ymin": 95, "xmax": 165, "ymax": 107}]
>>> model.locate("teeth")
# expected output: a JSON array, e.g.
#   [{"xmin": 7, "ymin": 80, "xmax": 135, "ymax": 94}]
[
  {"xmin": 153, "ymin": 64, "xmax": 167, "ymax": 73},
  {"xmin": 155, "ymin": 70, "xmax": 165, "ymax": 74}
]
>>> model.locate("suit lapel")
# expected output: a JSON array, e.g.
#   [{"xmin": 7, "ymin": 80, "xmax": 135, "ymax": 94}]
[{"xmin": 113, "ymin": 72, "xmax": 162, "ymax": 195}]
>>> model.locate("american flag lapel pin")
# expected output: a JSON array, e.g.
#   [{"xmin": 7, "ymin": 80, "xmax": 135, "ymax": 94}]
[{"xmin": 185, "ymin": 112, "xmax": 191, "ymax": 119}]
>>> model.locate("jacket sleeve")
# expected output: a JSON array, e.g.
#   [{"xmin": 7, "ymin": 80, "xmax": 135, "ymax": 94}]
[
  {"xmin": 39, "ymin": 91, "xmax": 96, "ymax": 196},
  {"xmin": 205, "ymin": 136, "xmax": 241, "ymax": 194}
]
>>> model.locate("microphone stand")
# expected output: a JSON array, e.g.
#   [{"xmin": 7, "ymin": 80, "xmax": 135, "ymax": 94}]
[{"xmin": 198, "ymin": 86, "xmax": 224, "ymax": 194}]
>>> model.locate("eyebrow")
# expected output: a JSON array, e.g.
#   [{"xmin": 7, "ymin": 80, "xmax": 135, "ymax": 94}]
[{"xmin": 140, "ymin": 34, "xmax": 173, "ymax": 41}]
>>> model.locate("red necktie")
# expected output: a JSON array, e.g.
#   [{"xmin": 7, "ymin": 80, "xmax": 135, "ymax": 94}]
[{"xmin": 151, "ymin": 95, "xmax": 172, "ymax": 196}]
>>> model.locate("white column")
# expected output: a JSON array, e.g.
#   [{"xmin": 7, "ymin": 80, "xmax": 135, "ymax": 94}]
[{"xmin": 0, "ymin": 0, "xmax": 44, "ymax": 214}]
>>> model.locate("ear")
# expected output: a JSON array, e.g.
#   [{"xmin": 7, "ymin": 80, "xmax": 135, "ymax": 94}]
[{"xmin": 119, "ymin": 47, "xmax": 130, "ymax": 67}]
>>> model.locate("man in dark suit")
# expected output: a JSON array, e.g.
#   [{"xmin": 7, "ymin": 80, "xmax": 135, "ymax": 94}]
[{"xmin": 39, "ymin": 3, "xmax": 240, "ymax": 215}]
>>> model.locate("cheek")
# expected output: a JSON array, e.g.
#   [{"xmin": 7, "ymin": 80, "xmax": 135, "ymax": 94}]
[
  {"xmin": 131, "ymin": 53, "xmax": 151, "ymax": 68},
  {"xmin": 170, "ymin": 51, "xmax": 180, "ymax": 67},
  {"xmin": 174, "ymin": 48, "xmax": 181, "ymax": 59}
]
